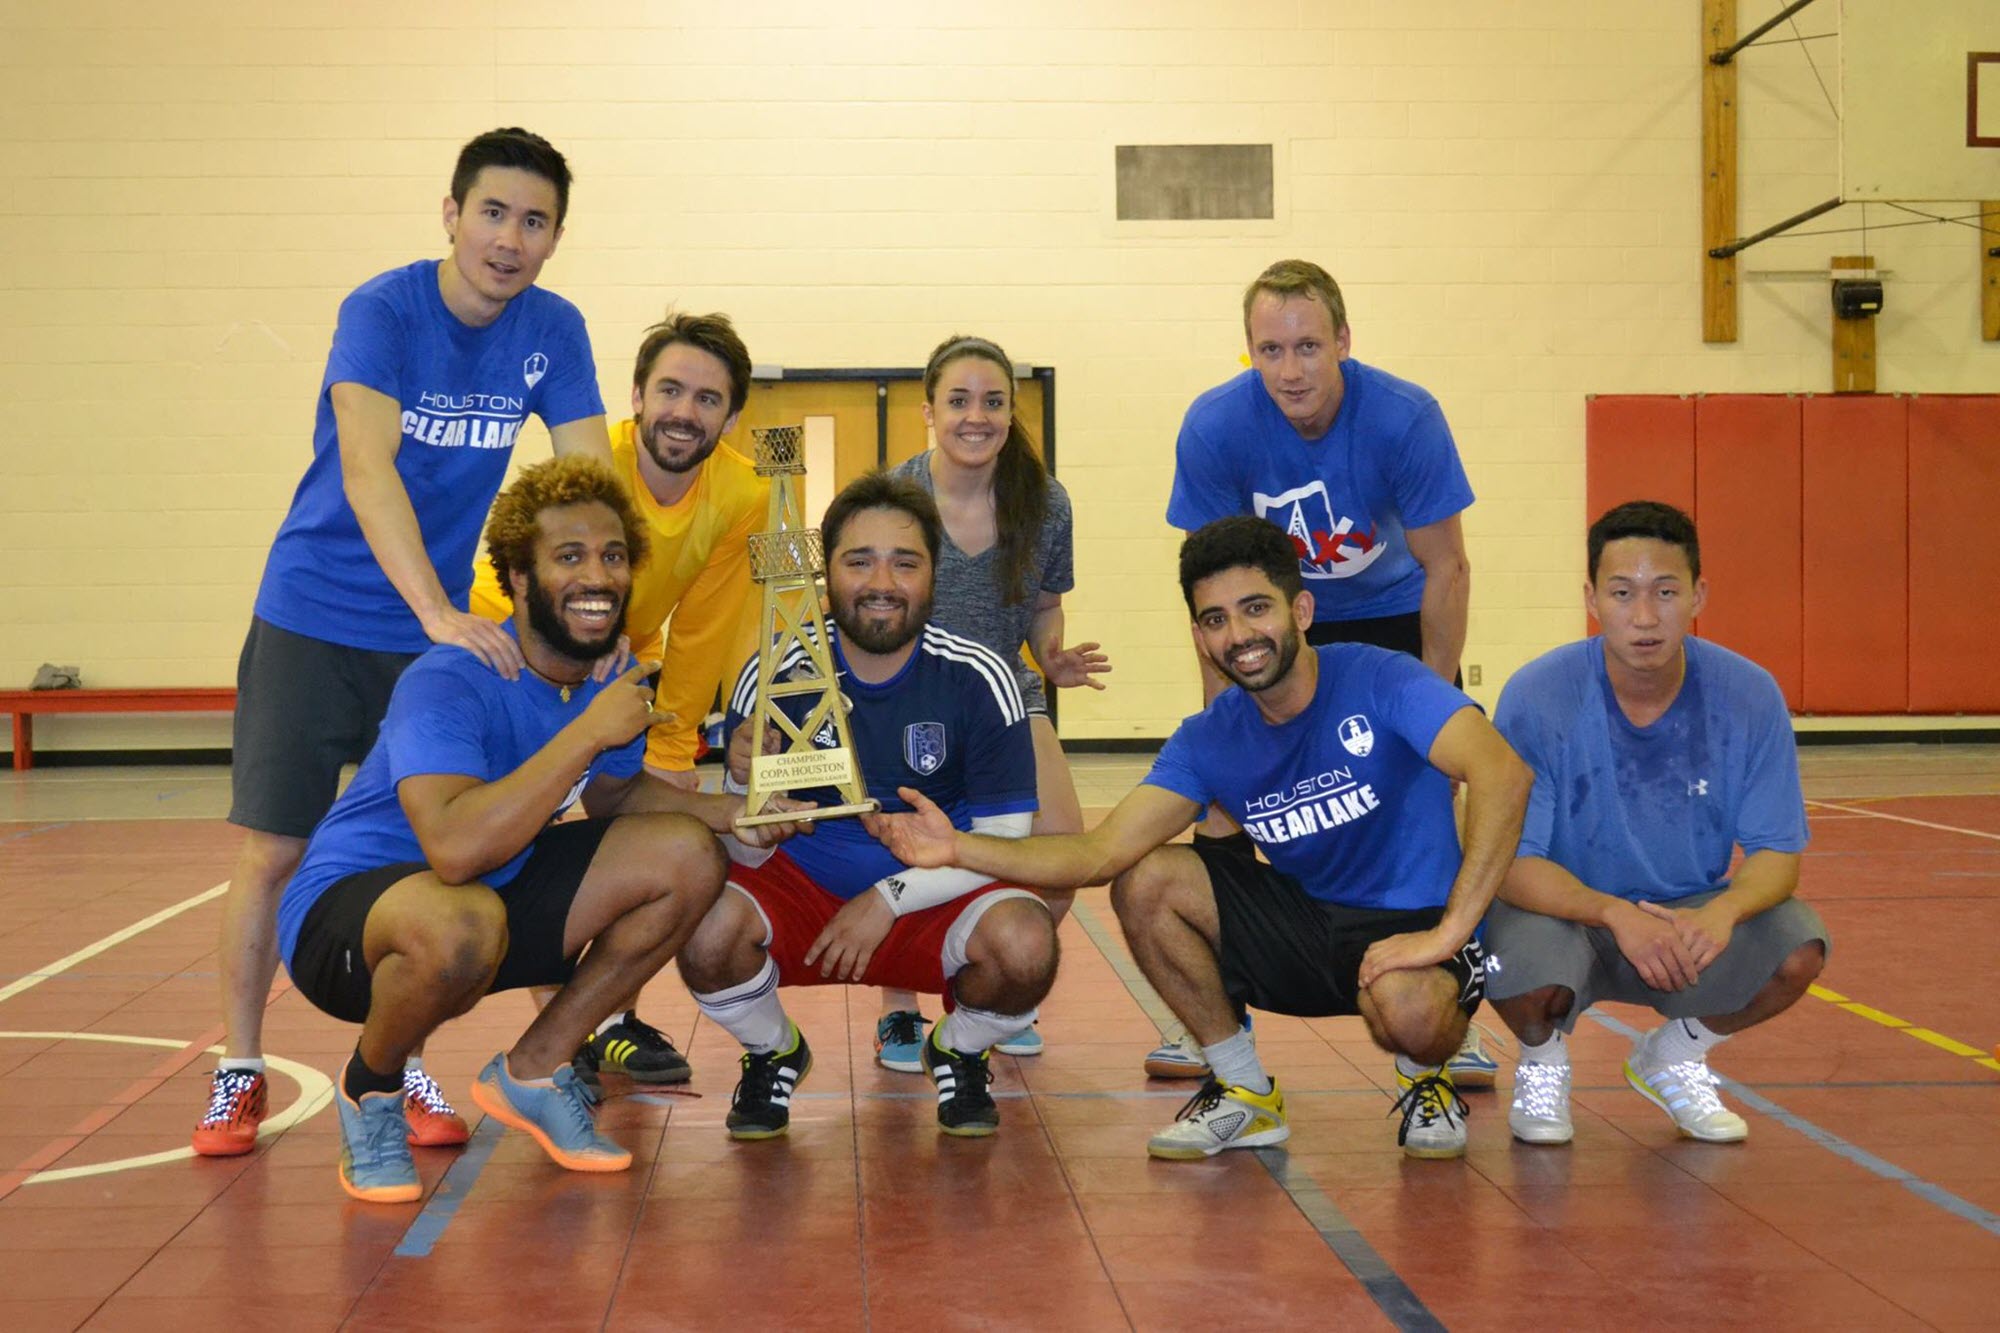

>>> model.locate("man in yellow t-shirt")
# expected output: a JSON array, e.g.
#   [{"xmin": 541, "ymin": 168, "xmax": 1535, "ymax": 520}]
[{"xmin": 471, "ymin": 310, "xmax": 768, "ymax": 1086}]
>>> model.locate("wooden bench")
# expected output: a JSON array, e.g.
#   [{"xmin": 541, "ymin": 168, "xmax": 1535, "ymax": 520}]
[{"xmin": 0, "ymin": 687, "xmax": 236, "ymax": 771}]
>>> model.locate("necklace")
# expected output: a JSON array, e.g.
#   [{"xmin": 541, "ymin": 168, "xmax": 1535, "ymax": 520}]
[{"xmin": 524, "ymin": 661, "xmax": 585, "ymax": 703}]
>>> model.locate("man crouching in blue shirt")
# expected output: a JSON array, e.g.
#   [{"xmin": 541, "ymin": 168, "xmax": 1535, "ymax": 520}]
[
  {"xmin": 1487, "ymin": 501, "xmax": 1826, "ymax": 1146},
  {"xmin": 275, "ymin": 456, "xmax": 803, "ymax": 1202},
  {"xmin": 870, "ymin": 515, "xmax": 1531, "ymax": 1160}
]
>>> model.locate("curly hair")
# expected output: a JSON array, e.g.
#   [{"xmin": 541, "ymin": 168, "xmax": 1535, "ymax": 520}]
[{"xmin": 484, "ymin": 455, "xmax": 649, "ymax": 588}]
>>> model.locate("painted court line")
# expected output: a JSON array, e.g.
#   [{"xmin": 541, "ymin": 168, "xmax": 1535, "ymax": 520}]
[
  {"xmin": 1809, "ymin": 799, "xmax": 2000, "ymax": 844},
  {"xmin": 394, "ymin": 1118, "xmax": 507, "ymax": 1258},
  {"xmin": 1807, "ymin": 983, "xmax": 2000, "ymax": 1075},
  {"xmin": 0, "ymin": 879, "xmax": 229, "ymax": 1006},
  {"xmin": 1586, "ymin": 1012, "xmax": 2000, "ymax": 1238},
  {"xmin": 1070, "ymin": 899, "xmax": 1444, "ymax": 1333}
]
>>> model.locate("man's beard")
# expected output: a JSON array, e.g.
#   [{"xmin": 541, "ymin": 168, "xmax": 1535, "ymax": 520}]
[
  {"xmin": 1212, "ymin": 624, "xmax": 1302, "ymax": 693},
  {"xmin": 523, "ymin": 567, "xmax": 627, "ymax": 662},
  {"xmin": 833, "ymin": 587, "xmax": 932, "ymax": 655},
  {"xmin": 640, "ymin": 413, "xmax": 721, "ymax": 474}
]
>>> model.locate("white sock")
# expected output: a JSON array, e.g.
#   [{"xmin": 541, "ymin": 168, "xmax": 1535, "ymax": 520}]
[
  {"xmin": 1202, "ymin": 1028, "xmax": 1271, "ymax": 1094},
  {"xmin": 219, "ymin": 1056, "xmax": 265, "ymax": 1074},
  {"xmin": 692, "ymin": 958, "xmax": 789, "ymax": 1054},
  {"xmin": 937, "ymin": 1004, "xmax": 1033, "ymax": 1056},
  {"xmin": 1518, "ymin": 1031, "xmax": 1569, "ymax": 1066},
  {"xmin": 1642, "ymin": 1017, "xmax": 1726, "ymax": 1068},
  {"xmin": 595, "ymin": 1010, "xmax": 635, "ymax": 1038},
  {"xmin": 1395, "ymin": 1053, "xmax": 1443, "ymax": 1080}
]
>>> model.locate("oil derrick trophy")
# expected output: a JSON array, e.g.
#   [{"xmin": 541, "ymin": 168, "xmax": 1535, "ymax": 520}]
[{"xmin": 738, "ymin": 426, "xmax": 878, "ymax": 826}]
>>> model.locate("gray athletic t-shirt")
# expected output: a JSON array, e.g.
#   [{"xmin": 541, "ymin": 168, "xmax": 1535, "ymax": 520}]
[{"xmin": 890, "ymin": 452, "xmax": 1074, "ymax": 714}]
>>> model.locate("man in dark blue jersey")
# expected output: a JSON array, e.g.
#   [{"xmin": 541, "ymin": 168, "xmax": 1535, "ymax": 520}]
[
  {"xmin": 201, "ymin": 128, "xmax": 615, "ymax": 1156},
  {"xmin": 278, "ymin": 457, "xmax": 798, "ymax": 1202},
  {"xmin": 873, "ymin": 517, "xmax": 1530, "ymax": 1161},
  {"xmin": 678, "ymin": 473, "xmax": 1058, "ymax": 1141}
]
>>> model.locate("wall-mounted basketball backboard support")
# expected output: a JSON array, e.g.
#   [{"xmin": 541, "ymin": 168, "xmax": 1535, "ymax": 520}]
[{"xmin": 1842, "ymin": 0, "xmax": 2000, "ymax": 201}]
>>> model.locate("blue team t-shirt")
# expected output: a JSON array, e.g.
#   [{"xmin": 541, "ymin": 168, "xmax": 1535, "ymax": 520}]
[
  {"xmin": 1145, "ymin": 644, "xmax": 1475, "ymax": 910},
  {"xmin": 1166, "ymin": 361, "xmax": 1473, "ymax": 622},
  {"xmin": 724, "ymin": 623, "xmax": 1037, "ymax": 900},
  {"xmin": 276, "ymin": 629, "xmax": 644, "ymax": 966},
  {"xmin": 255, "ymin": 260, "xmax": 605, "ymax": 652},
  {"xmin": 1493, "ymin": 637, "xmax": 1809, "ymax": 903}
]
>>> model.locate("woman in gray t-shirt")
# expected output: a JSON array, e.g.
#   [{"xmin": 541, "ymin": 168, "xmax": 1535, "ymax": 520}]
[{"xmin": 870, "ymin": 334, "xmax": 1110, "ymax": 1067}]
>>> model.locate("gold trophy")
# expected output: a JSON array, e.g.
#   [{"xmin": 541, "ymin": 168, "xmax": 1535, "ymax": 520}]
[{"xmin": 737, "ymin": 425, "xmax": 879, "ymax": 827}]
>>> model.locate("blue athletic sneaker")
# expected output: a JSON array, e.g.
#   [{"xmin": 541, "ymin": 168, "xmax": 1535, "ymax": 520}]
[
  {"xmin": 470, "ymin": 1054, "xmax": 632, "ymax": 1172},
  {"xmin": 336, "ymin": 1089, "xmax": 420, "ymax": 1204},
  {"xmin": 993, "ymin": 1022, "xmax": 1043, "ymax": 1056},
  {"xmin": 875, "ymin": 1010, "xmax": 927, "ymax": 1074}
]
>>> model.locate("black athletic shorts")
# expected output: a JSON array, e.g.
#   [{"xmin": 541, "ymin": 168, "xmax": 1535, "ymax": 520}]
[
  {"xmin": 1194, "ymin": 840, "xmax": 1484, "ymax": 1019},
  {"xmin": 1306, "ymin": 611, "xmax": 1463, "ymax": 688},
  {"xmin": 288, "ymin": 819, "xmax": 614, "ymax": 1023},
  {"xmin": 229, "ymin": 617, "xmax": 419, "ymax": 838}
]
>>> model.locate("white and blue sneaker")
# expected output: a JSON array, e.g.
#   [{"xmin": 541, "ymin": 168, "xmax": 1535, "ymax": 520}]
[
  {"xmin": 1143, "ymin": 1015, "xmax": 1252, "ymax": 1080},
  {"xmin": 874, "ymin": 1010, "xmax": 927, "ymax": 1074},
  {"xmin": 1445, "ymin": 1024, "xmax": 1501, "ymax": 1089},
  {"xmin": 994, "ymin": 1022, "xmax": 1043, "ymax": 1057},
  {"xmin": 1625, "ymin": 1028, "xmax": 1748, "ymax": 1143}
]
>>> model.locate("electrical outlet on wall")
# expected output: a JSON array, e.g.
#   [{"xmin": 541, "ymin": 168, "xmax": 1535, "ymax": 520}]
[{"xmin": 1467, "ymin": 665, "xmax": 1482, "ymax": 686}]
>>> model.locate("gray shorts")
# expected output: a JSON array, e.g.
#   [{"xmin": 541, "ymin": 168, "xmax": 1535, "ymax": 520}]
[
  {"xmin": 228, "ymin": 617, "xmax": 419, "ymax": 838},
  {"xmin": 1018, "ymin": 669, "xmax": 1049, "ymax": 719},
  {"xmin": 1482, "ymin": 890, "xmax": 1829, "ymax": 1032}
]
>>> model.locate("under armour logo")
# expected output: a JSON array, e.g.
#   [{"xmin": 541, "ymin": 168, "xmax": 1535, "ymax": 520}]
[{"xmin": 1689, "ymin": 779, "xmax": 1709, "ymax": 797}]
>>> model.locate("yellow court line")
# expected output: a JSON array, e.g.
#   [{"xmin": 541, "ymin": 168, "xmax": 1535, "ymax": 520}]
[
  {"xmin": 0, "ymin": 881, "xmax": 228, "ymax": 1006},
  {"xmin": 1807, "ymin": 799, "xmax": 2000, "ymax": 844},
  {"xmin": 1806, "ymin": 983, "xmax": 2000, "ymax": 1075}
]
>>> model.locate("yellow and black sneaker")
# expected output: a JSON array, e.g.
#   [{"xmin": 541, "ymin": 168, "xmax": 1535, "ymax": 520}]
[
  {"xmin": 726, "ymin": 1024, "xmax": 812, "ymax": 1141},
  {"xmin": 1146, "ymin": 1077, "xmax": 1288, "ymax": 1160},
  {"xmin": 573, "ymin": 1013, "xmax": 692, "ymax": 1087}
]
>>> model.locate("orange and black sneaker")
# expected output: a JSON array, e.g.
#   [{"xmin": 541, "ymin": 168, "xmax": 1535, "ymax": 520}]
[
  {"xmin": 401, "ymin": 1066, "xmax": 470, "ymax": 1148},
  {"xmin": 192, "ymin": 1067, "xmax": 268, "ymax": 1157}
]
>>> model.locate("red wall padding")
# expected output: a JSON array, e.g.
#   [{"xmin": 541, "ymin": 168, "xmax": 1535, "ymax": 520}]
[
  {"xmin": 1907, "ymin": 397, "xmax": 2000, "ymax": 712},
  {"xmin": 1802, "ymin": 396, "xmax": 1907, "ymax": 713},
  {"xmin": 1693, "ymin": 396, "xmax": 1804, "ymax": 708},
  {"xmin": 1584, "ymin": 395, "xmax": 1695, "ymax": 526}
]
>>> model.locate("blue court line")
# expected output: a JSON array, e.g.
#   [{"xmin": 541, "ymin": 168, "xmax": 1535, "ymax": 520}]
[
  {"xmin": 393, "ymin": 1116, "xmax": 505, "ymax": 1257},
  {"xmin": 0, "ymin": 822, "xmax": 68, "ymax": 846},
  {"xmin": 1586, "ymin": 1012, "xmax": 2000, "ymax": 1238},
  {"xmin": 1069, "ymin": 899, "xmax": 1445, "ymax": 1333}
]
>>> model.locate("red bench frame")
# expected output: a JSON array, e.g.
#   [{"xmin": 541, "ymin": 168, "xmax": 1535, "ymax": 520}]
[{"xmin": 0, "ymin": 688, "xmax": 236, "ymax": 771}]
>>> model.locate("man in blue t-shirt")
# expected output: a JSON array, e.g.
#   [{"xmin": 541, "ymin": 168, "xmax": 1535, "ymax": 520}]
[
  {"xmin": 200, "ymin": 129, "xmax": 615, "ymax": 1156},
  {"xmin": 1157, "ymin": 259, "xmax": 1489, "ymax": 1086},
  {"xmin": 677, "ymin": 472, "xmax": 1056, "ymax": 1141},
  {"xmin": 871, "ymin": 517, "xmax": 1532, "ymax": 1161},
  {"xmin": 1487, "ymin": 501, "xmax": 1826, "ymax": 1147},
  {"xmin": 278, "ymin": 457, "xmax": 799, "ymax": 1203}
]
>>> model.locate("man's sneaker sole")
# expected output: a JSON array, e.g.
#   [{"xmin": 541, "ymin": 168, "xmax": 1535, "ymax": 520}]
[
  {"xmin": 406, "ymin": 1108, "xmax": 471, "ymax": 1148},
  {"xmin": 1509, "ymin": 1116, "xmax": 1575, "ymax": 1146},
  {"xmin": 339, "ymin": 1170, "xmax": 421, "ymax": 1204},
  {"xmin": 1401, "ymin": 1139, "xmax": 1468, "ymax": 1161},
  {"xmin": 1623, "ymin": 1061, "xmax": 1748, "ymax": 1143},
  {"xmin": 1445, "ymin": 1055, "xmax": 1499, "ymax": 1089},
  {"xmin": 192, "ymin": 1126, "xmax": 260, "ymax": 1157},
  {"xmin": 1146, "ymin": 1123, "xmax": 1288, "ymax": 1161},
  {"xmin": 470, "ymin": 1076, "xmax": 632, "ymax": 1171},
  {"xmin": 1143, "ymin": 1052, "xmax": 1210, "ymax": 1080},
  {"xmin": 940, "ymin": 1119, "xmax": 998, "ymax": 1140}
]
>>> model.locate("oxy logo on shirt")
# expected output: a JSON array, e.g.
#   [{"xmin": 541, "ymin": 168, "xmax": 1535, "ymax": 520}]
[{"xmin": 1253, "ymin": 480, "xmax": 1384, "ymax": 581}]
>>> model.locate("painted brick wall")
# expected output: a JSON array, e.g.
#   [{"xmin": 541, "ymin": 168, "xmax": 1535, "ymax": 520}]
[{"xmin": 1, "ymin": 1, "xmax": 1992, "ymax": 751}]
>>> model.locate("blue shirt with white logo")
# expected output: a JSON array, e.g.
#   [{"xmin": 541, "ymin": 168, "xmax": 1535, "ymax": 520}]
[
  {"xmin": 254, "ymin": 260, "xmax": 605, "ymax": 652},
  {"xmin": 1493, "ymin": 636, "xmax": 1808, "ymax": 903},
  {"xmin": 724, "ymin": 624, "xmax": 1037, "ymax": 900},
  {"xmin": 1166, "ymin": 361, "xmax": 1473, "ymax": 622},
  {"xmin": 1145, "ymin": 643, "xmax": 1475, "ymax": 910},
  {"xmin": 276, "ymin": 626, "xmax": 644, "ymax": 966}
]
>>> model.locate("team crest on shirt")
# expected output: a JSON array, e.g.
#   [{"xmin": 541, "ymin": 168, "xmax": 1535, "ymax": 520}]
[
  {"xmin": 1253, "ymin": 480, "xmax": 1384, "ymax": 580},
  {"xmin": 523, "ymin": 352, "xmax": 548, "ymax": 389},
  {"xmin": 1338, "ymin": 714, "xmax": 1375, "ymax": 757},
  {"xmin": 903, "ymin": 722, "xmax": 947, "ymax": 775}
]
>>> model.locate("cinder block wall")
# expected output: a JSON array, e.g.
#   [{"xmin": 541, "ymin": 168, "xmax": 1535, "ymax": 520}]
[{"xmin": 2, "ymin": 1, "xmax": 1990, "ymax": 751}]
